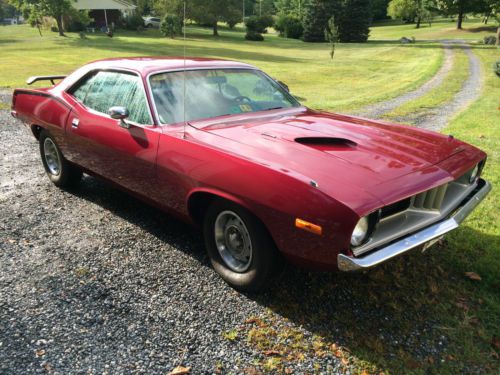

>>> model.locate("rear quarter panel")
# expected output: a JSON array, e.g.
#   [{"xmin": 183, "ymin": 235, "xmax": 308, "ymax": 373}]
[{"xmin": 13, "ymin": 89, "xmax": 72, "ymax": 150}]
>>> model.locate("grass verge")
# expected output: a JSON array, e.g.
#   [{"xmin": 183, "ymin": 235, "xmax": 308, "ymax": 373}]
[{"xmin": 383, "ymin": 46, "xmax": 470, "ymax": 119}]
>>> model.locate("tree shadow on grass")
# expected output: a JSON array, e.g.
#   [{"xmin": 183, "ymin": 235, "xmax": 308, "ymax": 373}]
[
  {"xmin": 53, "ymin": 33, "xmax": 303, "ymax": 64},
  {"xmin": 65, "ymin": 175, "xmax": 497, "ymax": 373}
]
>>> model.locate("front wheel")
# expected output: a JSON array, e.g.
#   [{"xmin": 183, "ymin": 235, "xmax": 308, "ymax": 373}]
[
  {"xmin": 203, "ymin": 199, "xmax": 283, "ymax": 292},
  {"xmin": 39, "ymin": 130, "xmax": 82, "ymax": 188}
]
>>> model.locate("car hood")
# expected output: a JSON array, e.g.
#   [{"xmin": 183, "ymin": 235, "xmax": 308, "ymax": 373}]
[{"xmin": 191, "ymin": 108, "xmax": 482, "ymax": 212}]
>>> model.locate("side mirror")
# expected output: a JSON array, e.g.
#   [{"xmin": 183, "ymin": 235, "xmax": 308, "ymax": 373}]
[
  {"xmin": 277, "ymin": 80, "xmax": 290, "ymax": 92},
  {"xmin": 109, "ymin": 106, "xmax": 130, "ymax": 129}
]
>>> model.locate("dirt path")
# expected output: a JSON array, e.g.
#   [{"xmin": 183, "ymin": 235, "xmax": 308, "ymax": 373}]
[
  {"xmin": 353, "ymin": 42, "xmax": 454, "ymax": 119},
  {"xmin": 392, "ymin": 42, "xmax": 483, "ymax": 131},
  {"xmin": 353, "ymin": 41, "xmax": 483, "ymax": 132}
]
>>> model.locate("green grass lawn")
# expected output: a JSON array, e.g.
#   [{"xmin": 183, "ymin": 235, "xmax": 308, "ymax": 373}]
[
  {"xmin": 370, "ymin": 17, "xmax": 498, "ymax": 41},
  {"xmin": 383, "ymin": 46, "xmax": 470, "ymax": 119},
  {"xmin": 1, "ymin": 21, "xmax": 499, "ymax": 374},
  {"xmin": 0, "ymin": 24, "xmax": 444, "ymax": 112}
]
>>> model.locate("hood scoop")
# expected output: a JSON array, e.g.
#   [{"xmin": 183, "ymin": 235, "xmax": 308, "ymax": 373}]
[{"xmin": 295, "ymin": 137, "xmax": 357, "ymax": 152}]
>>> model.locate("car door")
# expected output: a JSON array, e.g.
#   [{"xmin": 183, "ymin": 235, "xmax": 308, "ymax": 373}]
[{"xmin": 63, "ymin": 70, "xmax": 161, "ymax": 200}]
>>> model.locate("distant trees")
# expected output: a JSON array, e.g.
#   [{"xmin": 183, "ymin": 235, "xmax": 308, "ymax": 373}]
[
  {"xmin": 8, "ymin": 0, "xmax": 73, "ymax": 36},
  {"xmin": 155, "ymin": 0, "xmax": 241, "ymax": 36},
  {"xmin": 1, "ymin": 0, "xmax": 17, "ymax": 20},
  {"xmin": 387, "ymin": 0, "xmax": 433, "ymax": 28},
  {"xmin": 435, "ymin": 0, "xmax": 480, "ymax": 29},
  {"xmin": 337, "ymin": 0, "xmax": 372, "ymax": 41},
  {"xmin": 302, "ymin": 0, "xmax": 371, "ymax": 42},
  {"xmin": 302, "ymin": 0, "xmax": 335, "ymax": 42}
]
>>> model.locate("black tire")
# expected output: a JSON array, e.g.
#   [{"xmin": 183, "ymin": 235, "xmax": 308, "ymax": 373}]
[
  {"xmin": 203, "ymin": 199, "xmax": 283, "ymax": 292},
  {"xmin": 39, "ymin": 130, "xmax": 82, "ymax": 188}
]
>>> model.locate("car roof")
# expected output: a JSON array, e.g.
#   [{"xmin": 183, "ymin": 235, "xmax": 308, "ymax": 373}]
[{"xmin": 84, "ymin": 57, "xmax": 258, "ymax": 77}]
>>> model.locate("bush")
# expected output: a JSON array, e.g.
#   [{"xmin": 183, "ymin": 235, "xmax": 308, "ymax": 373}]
[
  {"xmin": 484, "ymin": 36, "xmax": 497, "ymax": 45},
  {"xmin": 275, "ymin": 14, "xmax": 303, "ymax": 39},
  {"xmin": 123, "ymin": 12, "xmax": 145, "ymax": 31},
  {"xmin": 245, "ymin": 15, "xmax": 273, "ymax": 34},
  {"xmin": 66, "ymin": 9, "xmax": 91, "ymax": 32},
  {"xmin": 160, "ymin": 14, "xmax": 181, "ymax": 38},
  {"xmin": 245, "ymin": 31, "xmax": 264, "ymax": 41},
  {"xmin": 244, "ymin": 15, "xmax": 273, "ymax": 41},
  {"xmin": 50, "ymin": 25, "xmax": 58, "ymax": 33}
]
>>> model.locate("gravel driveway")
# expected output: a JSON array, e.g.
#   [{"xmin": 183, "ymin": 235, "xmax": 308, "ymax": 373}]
[
  {"xmin": 0, "ymin": 97, "xmax": 347, "ymax": 373},
  {"xmin": 1, "ymin": 54, "xmax": 481, "ymax": 374}
]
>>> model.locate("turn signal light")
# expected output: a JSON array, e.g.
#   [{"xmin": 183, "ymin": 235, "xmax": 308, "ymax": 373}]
[{"xmin": 295, "ymin": 218, "xmax": 322, "ymax": 235}]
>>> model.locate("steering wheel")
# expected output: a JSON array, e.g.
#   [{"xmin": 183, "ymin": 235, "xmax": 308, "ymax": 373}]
[{"xmin": 233, "ymin": 95, "xmax": 252, "ymax": 103}]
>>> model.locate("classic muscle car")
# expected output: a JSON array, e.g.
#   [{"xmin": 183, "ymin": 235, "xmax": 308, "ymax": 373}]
[{"xmin": 11, "ymin": 57, "xmax": 491, "ymax": 291}]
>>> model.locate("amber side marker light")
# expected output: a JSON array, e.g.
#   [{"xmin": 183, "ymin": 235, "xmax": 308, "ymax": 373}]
[{"xmin": 295, "ymin": 218, "xmax": 322, "ymax": 235}]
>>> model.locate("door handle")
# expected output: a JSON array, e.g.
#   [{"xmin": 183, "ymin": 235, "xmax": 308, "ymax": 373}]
[{"xmin": 71, "ymin": 118, "xmax": 80, "ymax": 128}]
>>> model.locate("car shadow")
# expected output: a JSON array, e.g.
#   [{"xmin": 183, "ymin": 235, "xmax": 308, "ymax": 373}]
[
  {"xmin": 66, "ymin": 175, "xmax": 208, "ymax": 265},
  {"xmin": 67, "ymin": 174, "xmax": 497, "ymax": 372}
]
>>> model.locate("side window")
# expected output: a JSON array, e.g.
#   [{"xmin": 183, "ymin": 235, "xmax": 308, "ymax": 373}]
[
  {"xmin": 71, "ymin": 74, "xmax": 98, "ymax": 103},
  {"xmin": 73, "ymin": 71, "xmax": 152, "ymax": 125}
]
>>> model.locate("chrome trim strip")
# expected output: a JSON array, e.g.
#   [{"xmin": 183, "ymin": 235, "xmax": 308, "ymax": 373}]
[{"xmin": 338, "ymin": 179, "xmax": 491, "ymax": 272}]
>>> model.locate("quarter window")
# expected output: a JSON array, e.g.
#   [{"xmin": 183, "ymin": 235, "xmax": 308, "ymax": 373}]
[{"xmin": 71, "ymin": 71, "xmax": 152, "ymax": 125}]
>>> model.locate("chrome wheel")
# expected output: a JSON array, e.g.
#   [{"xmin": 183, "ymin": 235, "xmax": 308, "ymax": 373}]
[
  {"xmin": 214, "ymin": 210, "xmax": 253, "ymax": 272},
  {"xmin": 43, "ymin": 138, "xmax": 61, "ymax": 176}
]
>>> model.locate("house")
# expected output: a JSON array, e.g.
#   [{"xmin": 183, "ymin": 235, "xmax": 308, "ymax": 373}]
[{"xmin": 73, "ymin": 0, "xmax": 136, "ymax": 29}]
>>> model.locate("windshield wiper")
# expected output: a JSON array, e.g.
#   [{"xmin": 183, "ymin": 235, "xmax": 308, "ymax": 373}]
[{"xmin": 262, "ymin": 106, "xmax": 284, "ymax": 111}]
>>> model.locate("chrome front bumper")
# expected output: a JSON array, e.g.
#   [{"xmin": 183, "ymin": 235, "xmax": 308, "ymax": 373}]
[{"xmin": 337, "ymin": 179, "xmax": 492, "ymax": 272}]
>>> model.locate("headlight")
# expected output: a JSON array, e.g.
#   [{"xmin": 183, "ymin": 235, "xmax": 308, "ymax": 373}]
[
  {"xmin": 351, "ymin": 216, "xmax": 370, "ymax": 247},
  {"xmin": 469, "ymin": 164, "xmax": 479, "ymax": 184}
]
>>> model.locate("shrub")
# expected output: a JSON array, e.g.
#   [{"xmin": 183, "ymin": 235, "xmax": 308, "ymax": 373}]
[
  {"xmin": 66, "ymin": 9, "xmax": 91, "ymax": 32},
  {"xmin": 275, "ymin": 14, "xmax": 303, "ymax": 39},
  {"xmin": 50, "ymin": 25, "xmax": 58, "ymax": 33},
  {"xmin": 244, "ymin": 15, "xmax": 273, "ymax": 41},
  {"xmin": 245, "ymin": 31, "xmax": 264, "ymax": 41},
  {"xmin": 484, "ymin": 36, "xmax": 496, "ymax": 45},
  {"xmin": 494, "ymin": 61, "xmax": 500, "ymax": 77},
  {"xmin": 123, "ymin": 12, "xmax": 145, "ymax": 31},
  {"xmin": 160, "ymin": 14, "xmax": 181, "ymax": 38}
]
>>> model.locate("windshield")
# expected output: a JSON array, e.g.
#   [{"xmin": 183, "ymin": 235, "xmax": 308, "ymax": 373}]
[{"xmin": 149, "ymin": 68, "xmax": 300, "ymax": 124}]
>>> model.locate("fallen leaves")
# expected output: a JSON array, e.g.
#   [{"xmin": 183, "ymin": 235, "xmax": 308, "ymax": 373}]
[
  {"xmin": 464, "ymin": 272, "xmax": 481, "ymax": 281},
  {"xmin": 167, "ymin": 366, "xmax": 191, "ymax": 375}
]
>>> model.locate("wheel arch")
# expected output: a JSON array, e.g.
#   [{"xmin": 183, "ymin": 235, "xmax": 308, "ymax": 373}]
[
  {"xmin": 30, "ymin": 124, "xmax": 44, "ymax": 140},
  {"xmin": 186, "ymin": 188, "xmax": 256, "ymax": 227}
]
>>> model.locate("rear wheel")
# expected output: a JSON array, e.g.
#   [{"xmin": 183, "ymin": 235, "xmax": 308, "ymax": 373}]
[
  {"xmin": 203, "ymin": 199, "xmax": 282, "ymax": 292},
  {"xmin": 39, "ymin": 130, "xmax": 82, "ymax": 188}
]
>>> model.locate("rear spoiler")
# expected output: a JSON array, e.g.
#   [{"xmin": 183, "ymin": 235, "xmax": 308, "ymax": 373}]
[{"xmin": 26, "ymin": 75, "xmax": 67, "ymax": 85}]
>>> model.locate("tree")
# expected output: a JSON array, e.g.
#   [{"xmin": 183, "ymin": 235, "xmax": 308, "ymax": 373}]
[
  {"xmin": 337, "ymin": 0, "xmax": 372, "ymax": 42},
  {"xmin": 1, "ymin": 0, "xmax": 17, "ymax": 19},
  {"xmin": 155, "ymin": 0, "xmax": 241, "ymax": 36},
  {"xmin": 302, "ymin": 0, "xmax": 335, "ymax": 42},
  {"xmin": 372, "ymin": 0, "xmax": 390, "ymax": 20},
  {"xmin": 160, "ymin": 13, "xmax": 181, "ymax": 37},
  {"xmin": 8, "ymin": 0, "xmax": 73, "ymax": 36},
  {"xmin": 387, "ymin": 0, "xmax": 433, "ymax": 28},
  {"xmin": 435, "ymin": 0, "xmax": 480, "ymax": 29},
  {"xmin": 274, "ymin": 0, "xmax": 305, "ymax": 17}
]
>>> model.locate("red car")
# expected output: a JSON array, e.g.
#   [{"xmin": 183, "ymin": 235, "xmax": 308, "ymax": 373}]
[{"xmin": 11, "ymin": 57, "xmax": 491, "ymax": 291}]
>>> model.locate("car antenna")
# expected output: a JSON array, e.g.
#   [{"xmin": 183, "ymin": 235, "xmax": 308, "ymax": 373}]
[{"xmin": 182, "ymin": 0, "xmax": 187, "ymax": 139}]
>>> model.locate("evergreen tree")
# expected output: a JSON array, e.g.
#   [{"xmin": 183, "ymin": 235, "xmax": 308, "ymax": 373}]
[
  {"xmin": 337, "ymin": 0, "xmax": 372, "ymax": 42},
  {"xmin": 302, "ymin": 0, "xmax": 335, "ymax": 42}
]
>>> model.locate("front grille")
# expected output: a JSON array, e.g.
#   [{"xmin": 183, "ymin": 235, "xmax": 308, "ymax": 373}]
[
  {"xmin": 412, "ymin": 184, "xmax": 448, "ymax": 210},
  {"xmin": 352, "ymin": 167, "xmax": 481, "ymax": 257}
]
